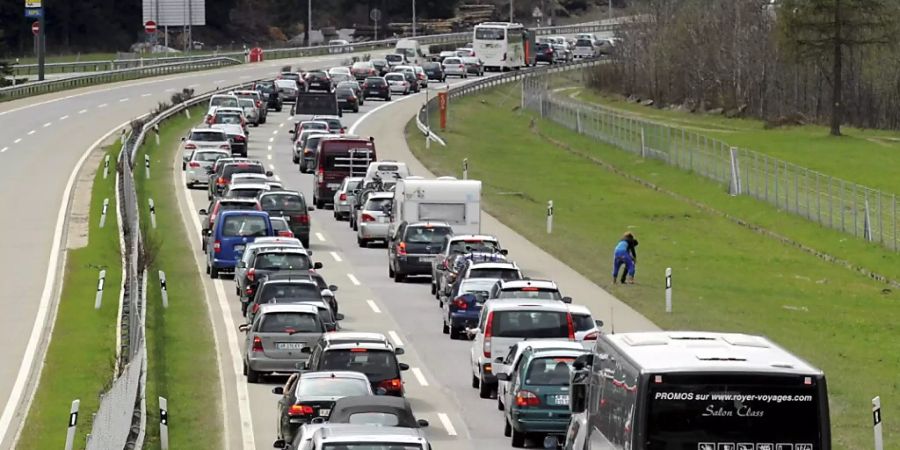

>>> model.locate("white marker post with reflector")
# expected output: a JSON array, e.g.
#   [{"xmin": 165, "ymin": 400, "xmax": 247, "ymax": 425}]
[
  {"xmin": 546, "ymin": 200, "xmax": 553, "ymax": 234},
  {"xmin": 665, "ymin": 267, "xmax": 672, "ymax": 313},
  {"xmin": 873, "ymin": 396, "xmax": 884, "ymax": 450},
  {"xmin": 463, "ymin": 158, "xmax": 468, "ymax": 180},
  {"xmin": 63, "ymin": 399, "xmax": 79, "ymax": 450}
]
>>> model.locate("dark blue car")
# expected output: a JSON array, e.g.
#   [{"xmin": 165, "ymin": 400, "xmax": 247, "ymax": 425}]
[
  {"xmin": 441, "ymin": 278, "xmax": 496, "ymax": 340},
  {"xmin": 207, "ymin": 210, "xmax": 274, "ymax": 278}
]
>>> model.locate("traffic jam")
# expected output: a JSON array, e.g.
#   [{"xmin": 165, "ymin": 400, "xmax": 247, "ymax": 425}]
[{"xmin": 181, "ymin": 28, "xmax": 830, "ymax": 450}]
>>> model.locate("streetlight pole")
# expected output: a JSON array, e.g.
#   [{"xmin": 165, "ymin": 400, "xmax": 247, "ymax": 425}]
[
  {"xmin": 412, "ymin": 0, "xmax": 416, "ymax": 37},
  {"xmin": 510, "ymin": 0, "xmax": 514, "ymax": 22},
  {"xmin": 307, "ymin": 0, "xmax": 312, "ymax": 46}
]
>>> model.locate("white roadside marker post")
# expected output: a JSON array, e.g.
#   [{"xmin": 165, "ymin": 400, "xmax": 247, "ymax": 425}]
[
  {"xmin": 63, "ymin": 399, "xmax": 80, "ymax": 450},
  {"xmin": 149, "ymin": 198, "xmax": 157, "ymax": 228},
  {"xmin": 665, "ymin": 267, "xmax": 673, "ymax": 313},
  {"xmin": 94, "ymin": 270, "xmax": 106, "ymax": 309},
  {"xmin": 463, "ymin": 158, "xmax": 468, "ymax": 180},
  {"xmin": 546, "ymin": 200, "xmax": 554, "ymax": 234},
  {"xmin": 873, "ymin": 396, "xmax": 884, "ymax": 450},
  {"xmin": 145, "ymin": 154, "xmax": 151, "ymax": 179},
  {"xmin": 159, "ymin": 270, "xmax": 169, "ymax": 308},
  {"xmin": 99, "ymin": 198, "xmax": 109, "ymax": 228},
  {"xmin": 160, "ymin": 396, "xmax": 170, "ymax": 450},
  {"xmin": 103, "ymin": 154, "xmax": 110, "ymax": 179}
]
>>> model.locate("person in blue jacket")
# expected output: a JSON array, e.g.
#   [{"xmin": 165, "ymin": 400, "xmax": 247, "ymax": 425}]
[{"xmin": 612, "ymin": 232, "xmax": 638, "ymax": 284}]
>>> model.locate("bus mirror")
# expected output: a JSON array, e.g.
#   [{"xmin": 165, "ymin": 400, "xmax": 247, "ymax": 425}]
[
  {"xmin": 570, "ymin": 383, "xmax": 587, "ymax": 414},
  {"xmin": 572, "ymin": 354, "xmax": 593, "ymax": 371}
]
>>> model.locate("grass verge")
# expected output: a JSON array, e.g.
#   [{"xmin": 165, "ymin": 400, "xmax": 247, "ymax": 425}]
[
  {"xmin": 551, "ymin": 71, "xmax": 900, "ymax": 194},
  {"xmin": 407, "ymin": 82, "xmax": 898, "ymax": 448},
  {"xmin": 17, "ymin": 144, "xmax": 122, "ymax": 450},
  {"xmin": 134, "ymin": 104, "xmax": 222, "ymax": 450}
]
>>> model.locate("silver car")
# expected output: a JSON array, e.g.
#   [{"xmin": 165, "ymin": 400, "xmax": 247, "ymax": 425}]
[
  {"xmin": 332, "ymin": 177, "xmax": 363, "ymax": 220},
  {"xmin": 231, "ymin": 173, "xmax": 270, "ymax": 186},
  {"xmin": 181, "ymin": 128, "xmax": 230, "ymax": 165},
  {"xmin": 240, "ymin": 303, "xmax": 326, "ymax": 383},
  {"xmin": 384, "ymin": 72, "xmax": 412, "ymax": 95},
  {"xmin": 238, "ymin": 97, "xmax": 260, "ymax": 127},
  {"xmin": 442, "ymin": 57, "xmax": 467, "ymax": 78},
  {"xmin": 356, "ymin": 192, "xmax": 394, "ymax": 247},
  {"xmin": 302, "ymin": 424, "xmax": 431, "ymax": 450},
  {"xmin": 224, "ymin": 183, "xmax": 270, "ymax": 199},
  {"xmin": 185, "ymin": 149, "xmax": 230, "ymax": 188}
]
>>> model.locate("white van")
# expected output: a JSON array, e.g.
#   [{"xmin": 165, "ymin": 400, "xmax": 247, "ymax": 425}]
[
  {"xmin": 390, "ymin": 177, "xmax": 481, "ymax": 236},
  {"xmin": 395, "ymin": 38, "xmax": 424, "ymax": 65}
]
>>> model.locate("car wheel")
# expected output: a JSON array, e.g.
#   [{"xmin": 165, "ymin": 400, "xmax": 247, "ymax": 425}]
[
  {"xmin": 301, "ymin": 238, "xmax": 309, "ymax": 248},
  {"xmin": 449, "ymin": 325, "xmax": 461, "ymax": 340},
  {"xmin": 276, "ymin": 106, "xmax": 283, "ymax": 112},
  {"xmin": 510, "ymin": 426, "xmax": 526, "ymax": 448},
  {"xmin": 185, "ymin": 182, "xmax": 192, "ymax": 189},
  {"xmin": 430, "ymin": 282, "xmax": 436, "ymax": 295},
  {"xmin": 388, "ymin": 262, "xmax": 395, "ymax": 278},
  {"xmin": 357, "ymin": 237, "xmax": 367, "ymax": 248},
  {"xmin": 498, "ymin": 397, "xmax": 505, "ymax": 411},
  {"xmin": 292, "ymin": 155, "xmax": 299, "ymax": 164},
  {"xmin": 315, "ymin": 198, "xmax": 325, "ymax": 209},
  {"xmin": 333, "ymin": 211, "xmax": 339, "ymax": 220},
  {"xmin": 210, "ymin": 265, "xmax": 219, "ymax": 279},
  {"xmin": 205, "ymin": 262, "xmax": 210, "ymax": 274},
  {"xmin": 442, "ymin": 321, "xmax": 449, "ymax": 334},
  {"xmin": 478, "ymin": 377, "xmax": 492, "ymax": 399},
  {"xmin": 393, "ymin": 270, "xmax": 405, "ymax": 283},
  {"xmin": 472, "ymin": 373, "xmax": 479, "ymax": 389},
  {"xmin": 354, "ymin": 107, "xmax": 359, "ymax": 113},
  {"xmin": 504, "ymin": 419, "xmax": 512, "ymax": 437},
  {"xmin": 246, "ymin": 366, "xmax": 261, "ymax": 384}
]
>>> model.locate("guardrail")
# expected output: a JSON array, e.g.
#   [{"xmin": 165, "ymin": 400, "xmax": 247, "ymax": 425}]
[{"xmin": 0, "ymin": 57, "xmax": 242, "ymax": 102}]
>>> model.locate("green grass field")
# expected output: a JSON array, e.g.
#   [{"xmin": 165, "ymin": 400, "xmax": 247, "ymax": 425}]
[
  {"xmin": 17, "ymin": 144, "xmax": 122, "ymax": 450},
  {"xmin": 553, "ymin": 71, "xmax": 900, "ymax": 195},
  {"xmin": 135, "ymin": 105, "xmax": 223, "ymax": 450},
  {"xmin": 407, "ymin": 82, "xmax": 899, "ymax": 449}
]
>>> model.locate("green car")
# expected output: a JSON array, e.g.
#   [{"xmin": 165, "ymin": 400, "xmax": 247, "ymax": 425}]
[{"xmin": 499, "ymin": 347, "xmax": 588, "ymax": 448}]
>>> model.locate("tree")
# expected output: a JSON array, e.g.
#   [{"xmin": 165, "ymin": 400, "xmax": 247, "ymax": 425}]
[{"xmin": 779, "ymin": 0, "xmax": 898, "ymax": 136}]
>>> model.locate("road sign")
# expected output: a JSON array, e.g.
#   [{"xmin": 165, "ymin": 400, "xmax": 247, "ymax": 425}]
[
  {"xmin": 532, "ymin": 6, "xmax": 543, "ymax": 18},
  {"xmin": 24, "ymin": 7, "xmax": 42, "ymax": 18},
  {"xmin": 145, "ymin": 20, "xmax": 157, "ymax": 33},
  {"xmin": 370, "ymin": 8, "xmax": 382, "ymax": 22},
  {"xmin": 25, "ymin": 0, "xmax": 41, "ymax": 7},
  {"xmin": 31, "ymin": 21, "xmax": 40, "ymax": 36}
]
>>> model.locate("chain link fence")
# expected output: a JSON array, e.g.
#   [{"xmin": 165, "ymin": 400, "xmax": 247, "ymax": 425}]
[{"xmin": 522, "ymin": 73, "xmax": 899, "ymax": 251}]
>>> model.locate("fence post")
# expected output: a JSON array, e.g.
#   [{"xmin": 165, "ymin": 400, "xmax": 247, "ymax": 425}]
[
  {"xmin": 640, "ymin": 127, "xmax": 646, "ymax": 158},
  {"xmin": 665, "ymin": 268, "xmax": 672, "ymax": 313},
  {"xmin": 864, "ymin": 196, "xmax": 872, "ymax": 242},
  {"xmin": 159, "ymin": 396, "xmax": 170, "ymax": 450},
  {"xmin": 840, "ymin": 180, "xmax": 845, "ymax": 232},
  {"xmin": 100, "ymin": 198, "xmax": 110, "ymax": 228},
  {"xmin": 64, "ymin": 399, "xmax": 80, "ymax": 450},
  {"xmin": 575, "ymin": 107, "xmax": 582, "ymax": 133},
  {"xmin": 154, "ymin": 124, "xmax": 161, "ymax": 146},
  {"xmin": 728, "ymin": 147, "xmax": 742, "ymax": 196},
  {"xmin": 546, "ymin": 200, "xmax": 554, "ymax": 234},
  {"xmin": 95, "ymin": 270, "xmax": 106, "ymax": 309},
  {"xmin": 873, "ymin": 396, "xmax": 884, "ymax": 450},
  {"xmin": 774, "ymin": 157, "xmax": 779, "ymax": 208},
  {"xmin": 879, "ymin": 191, "xmax": 884, "ymax": 244},
  {"xmin": 894, "ymin": 195, "xmax": 897, "ymax": 251}
]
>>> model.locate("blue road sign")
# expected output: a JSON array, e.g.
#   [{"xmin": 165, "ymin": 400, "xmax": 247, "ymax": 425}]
[{"xmin": 25, "ymin": 7, "xmax": 43, "ymax": 18}]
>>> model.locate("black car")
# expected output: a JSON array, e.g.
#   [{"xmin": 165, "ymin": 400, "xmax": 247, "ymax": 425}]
[
  {"xmin": 305, "ymin": 71, "xmax": 332, "ymax": 92},
  {"xmin": 400, "ymin": 71, "xmax": 420, "ymax": 93},
  {"xmin": 361, "ymin": 77, "xmax": 391, "ymax": 101},
  {"xmin": 273, "ymin": 372, "xmax": 373, "ymax": 446},
  {"xmin": 388, "ymin": 221, "xmax": 455, "ymax": 282},
  {"xmin": 258, "ymin": 191, "xmax": 314, "ymax": 247},
  {"xmin": 422, "ymin": 62, "xmax": 445, "ymax": 82},
  {"xmin": 253, "ymin": 271, "xmax": 340, "ymax": 318},
  {"xmin": 336, "ymin": 81, "xmax": 363, "ymax": 104},
  {"xmin": 370, "ymin": 59, "xmax": 389, "ymax": 76},
  {"xmin": 327, "ymin": 396, "xmax": 429, "ymax": 428},
  {"xmin": 255, "ymin": 81, "xmax": 284, "ymax": 112},
  {"xmin": 536, "ymin": 43, "xmax": 555, "ymax": 64},
  {"xmin": 335, "ymin": 88, "xmax": 360, "ymax": 113},
  {"xmin": 278, "ymin": 72, "xmax": 307, "ymax": 91},
  {"xmin": 302, "ymin": 339, "xmax": 409, "ymax": 397}
]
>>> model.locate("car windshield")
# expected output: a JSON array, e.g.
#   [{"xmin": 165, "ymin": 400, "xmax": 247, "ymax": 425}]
[
  {"xmin": 572, "ymin": 313, "xmax": 595, "ymax": 331},
  {"xmin": 405, "ymin": 226, "xmax": 452, "ymax": 243},
  {"xmin": 258, "ymin": 312, "xmax": 320, "ymax": 333},
  {"xmin": 222, "ymin": 215, "xmax": 268, "ymax": 237},
  {"xmin": 190, "ymin": 131, "xmax": 226, "ymax": 141},
  {"xmin": 271, "ymin": 219, "xmax": 290, "ymax": 232},
  {"xmin": 366, "ymin": 78, "xmax": 386, "ymax": 85},
  {"xmin": 444, "ymin": 58, "xmax": 461, "ymax": 65},
  {"xmin": 468, "ymin": 268, "xmax": 519, "ymax": 280},
  {"xmin": 275, "ymin": 80, "xmax": 296, "ymax": 89},
  {"xmin": 195, "ymin": 152, "xmax": 227, "ymax": 162},
  {"xmin": 226, "ymin": 187, "xmax": 264, "ymax": 199},
  {"xmin": 297, "ymin": 378, "xmax": 370, "ymax": 397},
  {"xmin": 475, "ymin": 27, "xmax": 504, "ymax": 40},
  {"xmin": 305, "ymin": 136, "xmax": 325, "ymax": 151},
  {"xmin": 214, "ymin": 114, "xmax": 242, "ymax": 124},
  {"xmin": 364, "ymin": 198, "xmax": 392, "ymax": 212},
  {"xmin": 280, "ymin": 73, "xmax": 300, "ymax": 80},
  {"xmin": 386, "ymin": 54, "xmax": 403, "ymax": 62},
  {"xmin": 238, "ymin": 99, "xmax": 255, "ymax": 107},
  {"xmin": 336, "ymin": 88, "xmax": 354, "ymax": 96},
  {"xmin": 525, "ymin": 356, "xmax": 576, "ymax": 386},
  {"xmin": 254, "ymin": 253, "xmax": 311, "ymax": 270},
  {"xmin": 352, "ymin": 62, "xmax": 372, "ymax": 70},
  {"xmin": 576, "ymin": 39, "xmax": 593, "ymax": 47},
  {"xmin": 259, "ymin": 283, "xmax": 320, "ymax": 302},
  {"xmin": 497, "ymin": 288, "xmax": 561, "ymax": 300},
  {"xmin": 449, "ymin": 240, "xmax": 498, "ymax": 254},
  {"xmin": 220, "ymin": 202, "xmax": 258, "ymax": 212},
  {"xmin": 224, "ymin": 164, "xmax": 264, "ymax": 178},
  {"xmin": 321, "ymin": 119, "xmax": 342, "ymax": 129},
  {"xmin": 491, "ymin": 311, "xmax": 569, "ymax": 338},
  {"xmin": 211, "ymin": 97, "xmax": 238, "ymax": 107},
  {"xmin": 423, "ymin": 62, "xmax": 440, "ymax": 70},
  {"xmin": 302, "ymin": 122, "xmax": 328, "ymax": 130},
  {"xmin": 260, "ymin": 194, "xmax": 306, "ymax": 212},
  {"xmin": 346, "ymin": 412, "xmax": 401, "ymax": 426},
  {"xmin": 321, "ymin": 349, "xmax": 400, "ymax": 380},
  {"xmin": 308, "ymin": 71, "xmax": 327, "ymax": 78},
  {"xmin": 385, "ymin": 74, "xmax": 404, "ymax": 82}
]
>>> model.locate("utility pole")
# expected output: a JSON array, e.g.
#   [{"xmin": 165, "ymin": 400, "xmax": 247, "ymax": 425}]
[
  {"xmin": 307, "ymin": 0, "xmax": 312, "ymax": 45},
  {"xmin": 510, "ymin": 0, "xmax": 514, "ymax": 22},
  {"xmin": 608, "ymin": 0, "xmax": 613, "ymax": 21},
  {"xmin": 412, "ymin": 0, "xmax": 417, "ymax": 37},
  {"xmin": 187, "ymin": 0, "xmax": 193, "ymax": 53},
  {"xmin": 37, "ymin": 10, "xmax": 45, "ymax": 81}
]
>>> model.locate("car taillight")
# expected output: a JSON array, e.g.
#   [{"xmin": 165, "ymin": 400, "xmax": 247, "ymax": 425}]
[
  {"xmin": 515, "ymin": 390, "xmax": 541, "ymax": 407},
  {"xmin": 339, "ymin": 193, "xmax": 347, "ymax": 201},
  {"xmin": 185, "ymin": 143, "xmax": 197, "ymax": 150},
  {"xmin": 378, "ymin": 378, "xmax": 403, "ymax": 393},
  {"xmin": 233, "ymin": 135, "xmax": 245, "ymax": 142},
  {"xmin": 245, "ymin": 287, "xmax": 254, "ymax": 297},
  {"xmin": 453, "ymin": 297, "xmax": 468, "ymax": 310},
  {"xmin": 317, "ymin": 168, "xmax": 324, "ymax": 185},
  {"xmin": 288, "ymin": 404, "xmax": 314, "ymax": 416},
  {"xmin": 278, "ymin": 230, "xmax": 293, "ymax": 237},
  {"xmin": 583, "ymin": 330, "xmax": 600, "ymax": 341},
  {"xmin": 294, "ymin": 214, "xmax": 309, "ymax": 225},
  {"xmin": 397, "ymin": 242, "xmax": 406, "ymax": 255},
  {"xmin": 217, "ymin": 177, "xmax": 228, "ymax": 185},
  {"xmin": 220, "ymin": 144, "xmax": 231, "ymax": 149},
  {"xmin": 213, "ymin": 240, "xmax": 221, "ymax": 254},
  {"xmin": 256, "ymin": 100, "xmax": 262, "ymax": 108},
  {"xmin": 188, "ymin": 161, "xmax": 200, "ymax": 168},
  {"xmin": 361, "ymin": 213, "xmax": 376, "ymax": 223},
  {"xmin": 247, "ymin": 268, "xmax": 255, "ymax": 281},
  {"xmin": 459, "ymin": 64, "xmax": 464, "ymax": 69},
  {"xmin": 340, "ymin": 128, "xmax": 346, "ymax": 134},
  {"xmin": 483, "ymin": 312, "xmax": 493, "ymax": 358},
  {"xmin": 567, "ymin": 313, "xmax": 575, "ymax": 341},
  {"xmin": 252, "ymin": 336, "xmax": 263, "ymax": 352}
]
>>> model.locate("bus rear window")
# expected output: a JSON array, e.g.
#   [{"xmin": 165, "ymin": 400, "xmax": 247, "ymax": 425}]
[
  {"xmin": 476, "ymin": 28, "xmax": 505, "ymax": 40},
  {"xmin": 646, "ymin": 374, "xmax": 823, "ymax": 450}
]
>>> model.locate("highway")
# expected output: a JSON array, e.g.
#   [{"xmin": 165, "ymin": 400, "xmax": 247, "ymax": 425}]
[{"xmin": 171, "ymin": 60, "xmax": 655, "ymax": 449}]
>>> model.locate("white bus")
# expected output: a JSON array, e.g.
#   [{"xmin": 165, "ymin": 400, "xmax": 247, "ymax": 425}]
[{"xmin": 473, "ymin": 22, "xmax": 527, "ymax": 71}]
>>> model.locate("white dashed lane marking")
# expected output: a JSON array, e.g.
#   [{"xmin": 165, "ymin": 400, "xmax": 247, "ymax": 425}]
[
  {"xmin": 438, "ymin": 413, "xmax": 457, "ymax": 436},
  {"xmin": 411, "ymin": 368, "xmax": 429, "ymax": 387},
  {"xmin": 27, "ymin": 130, "xmax": 35, "ymax": 135},
  {"xmin": 0, "ymin": 147, "xmax": 7, "ymax": 153},
  {"xmin": 59, "ymin": 115, "xmax": 69, "ymax": 120},
  {"xmin": 141, "ymin": 93, "xmax": 152, "ymax": 97},
  {"xmin": 42, "ymin": 122, "xmax": 51, "ymax": 128},
  {"xmin": 268, "ymin": 137, "xmax": 274, "ymax": 143},
  {"xmin": 388, "ymin": 331, "xmax": 404, "ymax": 347},
  {"xmin": 78, "ymin": 109, "xmax": 88, "ymax": 114},
  {"xmin": 347, "ymin": 274, "xmax": 361, "ymax": 286},
  {"xmin": 366, "ymin": 300, "xmax": 382, "ymax": 314},
  {"xmin": 329, "ymin": 251, "xmax": 342, "ymax": 262},
  {"xmin": 13, "ymin": 138, "xmax": 21, "ymax": 144},
  {"xmin": 119, "ymin": 98, "xmax": 130, "ymax": 102},
  {"xmin": 315, "ymin": 233, "xmax": 325, "ymax": 242},
  {"xmin": 98, "ymin": 103, "xmax": 108, "ymax": 108}
]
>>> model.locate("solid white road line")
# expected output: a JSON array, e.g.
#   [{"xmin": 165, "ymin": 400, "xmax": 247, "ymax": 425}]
[
  {"xmin": 272, "ymin": 130, "xmax": 278, "ymax": 136},
  {"xmin": 347, "ymin": 273, "xmax": 361, "ymax": 286},
  {"xmin": 42, "ymin": 122, "xmax": 51, "ymax": 128},
  {"xmin": 387, "ymin": 330, "xmax": 404, "ymax": 347},
  {"xmin": 214, "ymin": 79, "xmax": 226, "ymax": 84},
  {"xmin": 437, "ymin": 413, "xmax": 458, "ymax": 436},
  {"xmin": 59, "ymin": 115, "xmax": 69, "ymax": 120},
  {"xmin": 13, "ymin": 138, "xmax": 21, "ymax": 144},
  {"xmin": 26, "ymin": 130, "xmax": 35, "ymax": 135},
  {"xmin": 329, "ymin": 251, "xmax": 342, "ymax": 262},
  {"xmin": 366, "ymin": 300, "xmax": 382, "ymax": 314},
  {"xmin": 315, "ymin": 232, "xmax": 325, "ymax": 242},
  {"xmin": 411, "ymin": 367, "xmax": 429, "ymax": 387},
  {"xmin": 0, "ymin": 121, "xmax": 132, "ymax": 446},
  {"xmin": 278, "ymin": 123, "xmax": 285, "ymax": 128}
]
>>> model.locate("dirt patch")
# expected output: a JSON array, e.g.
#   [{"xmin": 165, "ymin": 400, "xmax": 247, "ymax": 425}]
[{"xmin": 67, "ymin": 149, "xmax": 108, "ymax": 249}]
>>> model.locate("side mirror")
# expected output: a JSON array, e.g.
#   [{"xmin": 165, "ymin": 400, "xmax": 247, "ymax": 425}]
[
  {"xmin": 570, "ymin": 382, "xmax": 588, "ymax": 413},
  {"xmin": 493, "ymin": 356, "xmax": 504, "ymax": 363},
  {"xmin": 466, "ymin": 327, "xmax": 478, "ymax": 338},
  {"xmin": 572, "ymin": 354, "xmax": 594, "ymax": 371},
  {"xmin": 325, "ymin": 323, "xmax": 337, "ymax": 332},
  {"xmin": 496, "ymin": 373, "xmax": 510, "ymax": 382},
  {"xmin": 499, "ymin": 249, "xmax": 509, "ymax": 256},
  {"xmin": 394, "ymin": 347, "xmax": 405, "ymax": 355},
  {"xmin": 416, "ymin": 419, "xmax": 429, "ymax": 427},
  {"xmin": 271, "ymin": 386, "xmax": 284, "ymax": 395},
  {"xmin": 335, "ymin": 313, "xmax": 345, "ymax": 321},
  {"xmin": 310, "ymin": 417, "xmax": 326, "ymax": 424},
  {"xmin": 203, "ymin": 229, "xmax": 211, "ymax": 236},
  {"xmin": 238, "ymin": 323, "xmax": 251, "ymax": 332},
  {"xmin": 239, "ymin": 261, "xmax": 247, "ymax": 268},
  {"xmin": 273, "ymin": 439, "xmax": 286, "ymax": 449},
  {"xmin": 321, "ymin": 289, "xmax": 334, "ymax": 297},
  {"xmin": 398, "ymin": 363, "xmax": 410, "ymax": 371},
  {"xmin": 594, "ymin": 319, "xmax": 604, "ymax": 328},
  {"xmin": 375, "ymin": 387, "xmax": 388, "ymax": 395},
  {"xmin": 289, "ymin": 129, "xmax": 295, "ymax": 134},
  {"xmin": 198, "ymin": 209, "xmax": 208, "ymax": 216},
  {"xmin": 266, "ymin": 171, "xmax": 274, "ymax": 177},
  {"xmin": 328, "ymin": 284, "xmax": 338, "ymax": 292},
  {"xmin": 300, "ymin": 346, "xmax": 312, "ymax": 354},
  {"xmin": 308, "ymin": 206, "xmax": 315, "ymax": 212},
  {"xmin": 561, "ymin": 296, "xmax": 573, "ymax": 304},
  {"xmin": 313, "ymin": 262, "xmax": 324, "ymax": 270}
]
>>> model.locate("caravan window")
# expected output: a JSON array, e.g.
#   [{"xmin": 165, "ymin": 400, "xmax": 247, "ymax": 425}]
[{"xmin": 419, "ymin": 203, "xmax": 465, "ymax": 224}]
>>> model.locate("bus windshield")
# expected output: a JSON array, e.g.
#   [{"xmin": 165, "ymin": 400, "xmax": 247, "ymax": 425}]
[
  {"xmin": 475, "ymin": 27, "xmax": 505, "ymax": 40},
  {"xmin": 646, "ymin": 374, "xmax": 823, "ymax": 450}
]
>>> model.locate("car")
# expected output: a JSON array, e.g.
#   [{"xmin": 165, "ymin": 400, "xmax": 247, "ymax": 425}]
[
  {"xmin": 468, "ymin": 299, "xmax": 576, "ymax": 398},
  {"xmin": 240, "ymin": 303, "xmax": 327, "ymax": 383},
  {"xmin": 369, "ymin": 58, "xmax": 389, "ymax": 76},
  {"xmin": 209, "ymin": 161, "xmax": 270, "ymax": 199},
  {"xmin": 595, "ymin": 37, "xmax": 620, "ymax": 56},
  {"xmin": 456, "ymin": 47, "xmax": 476, "ymax": 57},
  {"xmin": 384, "ymin": 72, "xmax": 411, "ymax": 95},
  {"xmin": 441, "ymin": 277, "xmax": 494, "ymax": 339},
  {"xmin": 493, "ymin": 340, "xmax": 585, "ymax": 412},
  {"xmin": 206, "ymin": 210, "xmax": 274, "ymax": 278},
  {"xmin": 277, "ymin": 71, "xmax": 308, "ymax": 92},
  {"xmin": 311, "ymin": 115, "xmax": 346, "ymax": 134},
  {"xmin": 442, "ymin": 57, "xmax": 468, "ymax": 78},
  {"xmin": 284, "ymin": 424, "xmax": 431, "ymax": 450},
  {"xmin": 437, "ymin": 50, "xmax": 457, "ymax": 62},
  {"xmin": 362, "ymin": 160, "xmax": 409, "ymax": 187},
  {"xmin": 224, "ymin": 182, "xmax": 270, "ymax": 200},
  {"xmin": 332, "ymin": 176, "xmax": 363, "ymax": 220},
  {"xmin": 230, "ymin": 172, "xmax": 270, "ymax": 186},
  {"xmin": 209, "ymin": 93, "xmax": 240, "ymax": 109},
  {"xmin": 275, "ymin": 79, "xmax": 302, "ymax": 103},
  {"xmin": 234, "ymin": 238, "xmax": 305, "ymax": 296},
  {"xmin": 552, "ymin": 43, "xmax": 572, "ymax": 63},
  {"xmin": 236, "ymin": 247, "xmax": 319, "ymax": 304},
  {"xmin": 198, "ymin": 198, "xmax": 260, "ymax": 249},
  {"xmin": 302, "ymin": 332, "xmax": 409, "ymax": 396},
  {"xmin": 205, "ymin": 157, "xmax": 250, "ymax": 198},
  {"xmin": 348, "ymin": 187, "xmax": 380, "ymax": 231},
  {"xmin": 291, "ymin": 120, "xmax": 330, "ymax": 143},
  {"xmin": 488, "ymin": 279, "xmax": 571, "ymax": 302},
  {"xmin": 258, "ymin": 190, "xmax": 313, "ymax": 247},
  {"xmin": 293, "ymin": 129, "xmax": 328, "ymax": 165},
  {"xmin": 207, "ymin": 106, "xmax": 249, "ymax": 134},
  {"xmin": 431, "ymin": 234, "xmax": 502, "ymax": 297},
  {"xmin": 336, "ymin": 80, "xmax": 364, "ymax": 105},
  {"xmin": 305, "ymin": 71, "xmax": 333, "ymax": 92},
  {"xmin": 536, "ymin": 42, "xmax": 555, "ymax": 64},
  {"xmin": 272, "ymin": 371, "xmax": 373, "ymax": 445},
  {"xmin": 568, "ymin": 304, "xmax": 603, "ymax": 348},
  {"xmin": 327, "ymin": 39, "xmax": 353, "ymax": 52},
  {"xmin": 386, "ymin": 221, "xmax": 453, "ymax": 282},
  {"xmin": 326, "ymin": 395, "xmax": 429, "ymax": 428},
  {"xmin": 255, "ymin": 80, "xmax": 284, "ymax": 112},
  {"xmin": 461, "ymin": 56, "xmax": 484, "ymax": 76},
  {"xmin": 234, "ymin": 89, "xmax": 268, "ymax": 124},
  {"xmin": 246, "ymin": 277, "xmax": 330, "ymax": 322},
  {"xmin": 238, "ymin": 97, "xmax": 261, "ymax": 127},
  {"xmin": 312, "ymin": 136, "xmax": 376, "ymax": 209},
  {"xmin": 329, "ymin": 72, "xmax": 353, "ymax": 85},
  {"xmin": 255, "ymin": 270, "xmax": 340, "ymax": 316},
  {"xmin": 327, "ymin": 66, "xmax": 351, "ymax": 77},
  {"xmin": 297, "ymin": 132, "xmax": 330, "ymax": 174},
  {"xmin": 180, "ymin": 128, "xmax": 231, "ymax": 166},
  {"xmin": 355, "ymin": 192, "xmax": 394, "ymax": 247},
  {"xmin": 572, "ymin": 38, "xmax": 597, "ymax": 59},
  {"xmin": 184, "ymin": 149, "xmax": 230, "ymax": 189},
  {"xmin": 393, "ymin": 66, "xmax": 421, "ymax": 92},
  {"xmin": 385, "ymin": 53, "xmax": 408, "ymax": 67},
  {"xmin": 335, "ymin": 87, "xmax": 360, "ymax": 113},
  {"xmin": 422, "ymin": 61, "xmax": 445, "ymax": 82},
  {"xmin": 500, "ymin": 346, "xmax": 588, "ymax": 446},
  {"xmin": 412, "ymin": 66, "xmax": 428, "ymax": 88},
  {"xmin": 441, "ymin": 254, "xmax": 514, "ymax": 303},
  {"xmin": 350, "ymin": 61, "xmax": 377, "ymax": 80}
]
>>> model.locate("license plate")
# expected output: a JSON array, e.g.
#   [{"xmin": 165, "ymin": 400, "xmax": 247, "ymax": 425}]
[
  {"xmin": 419, "ymin": 256, "xmax": 435, "ymax": 263},
  {"xmin": 327, "ymin": 183, "xmax": 340, "ymax": 189},
  {"xmin": 549, "ymin": 394, "xmax": 569, "ymax": 406},
  {"xmin": 369, "ymin": 91, "xmax": 379, "ymax": 94},
  {"xmin": 276, "ymin": 342, "xmax": 304, "ymax": 350},
  {"xmin": 318, "ymin": 409, "xmax": 331, "ymax": 416}
]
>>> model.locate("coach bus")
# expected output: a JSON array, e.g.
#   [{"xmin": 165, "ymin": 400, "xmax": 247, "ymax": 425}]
[{"xmin": 473, "ymin": 22, "xmax": 535, "ymax": 71}]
